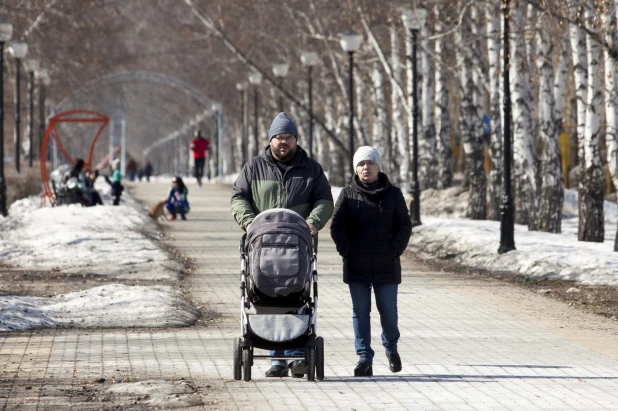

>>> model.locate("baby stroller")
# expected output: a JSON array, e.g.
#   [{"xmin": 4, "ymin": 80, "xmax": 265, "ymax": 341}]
[{"xmin": 233, "ymin": 208, "xmax": 324, "ymax": 382}]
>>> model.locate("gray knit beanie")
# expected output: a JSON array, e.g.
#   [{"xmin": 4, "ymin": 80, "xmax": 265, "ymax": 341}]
[
  {"xmin": 268, "ymin": 112, "xmax": 298, "ymax": 141},
  {"xmin": 353, "ymin": 146, "xmax": 382, "ymax": 171}
]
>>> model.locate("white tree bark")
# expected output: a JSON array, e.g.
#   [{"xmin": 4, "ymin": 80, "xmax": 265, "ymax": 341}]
[
  {"xmin": 606, "ymin": 1, "xmax": 618, "ymax": 250},
  {"xmin": 420, "ymin": 24, "xmax": 436, "ymax": 190},
  {"xmin": 459, "ymin": 11, "xmax": 486, "ymax": 220},
  {"xmin": 570, "ymin": 1, "xmax": 588, "ymax": 172},
  {"xmin": 554, "ymin": 35, "xmax": 568, "ymax": 135},
  {"xmin": 325, "ymin": 84, "xmax": 345, "ymax": 187},
  {"xmin": 486, "ymin": 4, "xmax": 502, "ymax": 221},
  {"xmin": 390, "ymin": 23, "xmax": 409, "ymax": 189},
  {"xmin": 536, "ymin": 20, "xmax": 563, "ymax": 233},
  {"xmin": 406, "ymin": 23, "xmax": 415, "ymax": 192},
  {"xmin": 355, "ymin": 70, "xmax": 369, "ymax": 148},
  {"xmin": 579, "ymin": 7, "xmax": 605, "ymax": 242},
  {"xmin": 434, "ymin": 8, "xmax": 452, "ymax": 190},
  {"xmin": 371, "ymin": 61, "xmax": 388, "ymax": 174},
  {"xmin": 511, "ymin": 5, "xmax": 537, "ymax": 228}
]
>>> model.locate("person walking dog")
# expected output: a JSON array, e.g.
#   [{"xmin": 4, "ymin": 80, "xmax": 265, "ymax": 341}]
[{"xmin": 330, "ymin": 146, "xmax": 412, "ymax": 377}]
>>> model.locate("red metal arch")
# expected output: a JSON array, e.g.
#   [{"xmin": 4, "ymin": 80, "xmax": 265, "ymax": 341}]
[{"xmin": 40, "ymin": 110, "xmax": 109, "ymax": 206}]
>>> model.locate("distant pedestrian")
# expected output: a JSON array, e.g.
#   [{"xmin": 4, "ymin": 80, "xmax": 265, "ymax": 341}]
[
  {"xmin": 144, "ymin": 160, "xmax": 153, "ymax": 182},
  {"xmin": 165, "ymin": 176, "xmax": 190, "ymax": 220},
  {"xmin": 104, "ymin": 159, "xmax": 124, "ymax": 206},
  {"xmin": 190, "ymin": 130, "xmax": 210, "ymax": 186},
  {"xmin": 126, "ymin": 159, "xmax": 137, "ymax": 181},
  {"xmin": 330, "ymin": 146, "xmax": 412, "ymax": 377}
]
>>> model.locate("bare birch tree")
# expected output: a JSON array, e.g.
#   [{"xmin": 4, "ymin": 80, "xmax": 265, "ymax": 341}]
[
  {"xmin": 511, "ymin": 3, "xmax": 537, "ymax": 227},
  {"xmin": 434, "ymin": 8, "xmax": 452, "ymax": 190},
  {"xmin": 579, "ymin": 6, "xmax": 605, "ymax": 242},
  {"xmin": 420, "ymin": 23, "xmax": 436, "ymax": 190},
  {"xmin": 371, "ymin": 61, "xmax": 388, "ymax": 174},
  {"xmin": 486, "ymin": 3, "xmax": 502, "ymax": 220},
  {"xmin": 390, "ymin": 22, "xmax": 408, "ymax": 188},
  {"xmin": 569, "ymin": 0, "xmax": 588, "ymax": 175},
  {"xmin": 536, "ymin": 18, "xmax": 564, "ymax": 233}
]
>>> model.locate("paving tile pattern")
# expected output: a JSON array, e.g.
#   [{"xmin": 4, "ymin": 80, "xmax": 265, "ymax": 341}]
[{"xmin": 1, "ymin": 182, "xmax": 618, "ymax": 410}]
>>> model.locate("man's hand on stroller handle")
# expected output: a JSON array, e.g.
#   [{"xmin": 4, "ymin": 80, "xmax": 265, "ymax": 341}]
[{"xmin": 307, "ymin": 222, "xmax": 317, "ymax": 236}]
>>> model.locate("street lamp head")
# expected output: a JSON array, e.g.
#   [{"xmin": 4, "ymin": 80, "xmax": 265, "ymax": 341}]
[
  {"xmin": 402, "ymin": 8, "xmax": 427, "ymax": 31},
  {"xmin": 8, "ymin": 39, "xmax": 28, "ymax": 59},
  {"xmin": 300, "ymin": 51, "xmax": 318, "ymax": 67},
  {"xmin": 248, "ymin": 71, "xmax": 263, "ymax": 85},
  {"xmin": 339, "ymin": 30, "xmax": 362, "ymax": 53},
  {"xmin": 23, "ymin": 58, "xmax": 39, "ymax": 73},
  {"xmin": 272, "ymin": 62, "xmax": 289, "ymax": 78},
  {"xmin": 0, "ymin": 19, "xmax": 13, "ymax": 42},
  {"xmin": 236, "ymin": 81, "xmax": 248, "ymax": 91},
  {"xmin": 36, "ymin": 69, "xmax": 51, "ymax": 85}
]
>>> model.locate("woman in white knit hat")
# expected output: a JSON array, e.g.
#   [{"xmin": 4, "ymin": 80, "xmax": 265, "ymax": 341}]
[{"xmin": 330, "ymin": 146, "xmax": 412, "ymax": 377}]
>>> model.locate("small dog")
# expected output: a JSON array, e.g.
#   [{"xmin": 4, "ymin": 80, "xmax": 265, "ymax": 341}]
[{"xmin": 149, "ymin": 200, "xmax": 167, "ymax": 221}]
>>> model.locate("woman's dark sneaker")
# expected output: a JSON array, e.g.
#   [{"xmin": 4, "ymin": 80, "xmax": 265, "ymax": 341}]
[
  {"xmin": 354, "ymin": 361, "xmax": 373, "ymax": 377},
  {"xmin": 265, "ymin": 365, "xmax": 288, "ymax": 377},
  {"xmin": 386, "ymin": 353, "xmax": 402, "ymax": 373}
]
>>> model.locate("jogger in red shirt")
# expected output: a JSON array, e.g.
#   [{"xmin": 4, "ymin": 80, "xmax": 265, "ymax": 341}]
[{"xmin": 190, "ymin": 130, "xmax": 210, "ymax": 186}]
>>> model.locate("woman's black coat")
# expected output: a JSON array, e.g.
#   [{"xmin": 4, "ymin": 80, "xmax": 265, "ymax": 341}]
[{"xmin": 330, "ymin": 173, "xmax": 413, "ymax": 285}]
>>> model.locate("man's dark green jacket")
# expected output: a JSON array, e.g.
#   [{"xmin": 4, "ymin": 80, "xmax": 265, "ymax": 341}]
[{"xmin": 231, "ymin": 146, "xmax": 334, "ymax": 231}]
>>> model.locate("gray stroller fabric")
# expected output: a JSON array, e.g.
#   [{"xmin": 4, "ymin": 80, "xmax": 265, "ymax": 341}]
[
  {"xmin": 246, "ymin": 209, "xmax": 312, "ymax": 298},
  {"xmin": 247, "ymin": 314, "xmax": 310, "ymax": 342}
]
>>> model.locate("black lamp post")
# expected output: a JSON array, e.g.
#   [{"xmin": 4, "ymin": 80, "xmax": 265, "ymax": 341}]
[
  {"xmin": 8, "ymin": 40, "xmax": 28, "ymax": 173},
  {"xmin": 301, "ymin": 51, "xmax": 318, "ymax": 158},
  {"xmin": 499, "ymin": 0, "xmax": 516, "ymax": 254},
  {"xmin": 35, "ymin": 68, "xmax": 50, "ymax": 162},
  {"xmin": 339, "ymin": 30, "xmax": 362, "ymax": 175},
  {"xmin": 272, "ymin": 62, "xmax": 289, "ymax": 112},
  {"xmin": 236, "ymin": 82, "xmax": 248, "ymax": 166},
  {"xmin": 24, "ymin": 58, "xmax": 39, "ymax": 168},
  {"xmin": 402, "ymin": 8, "xmax": 426, "ymax": 227},
  {"xmin": 248, "ymin": 71, "xmax": 262, "ymax": 157},
  {"xmin": 0, "ymin": 19, "xmax": 13, "ymax": 217}
]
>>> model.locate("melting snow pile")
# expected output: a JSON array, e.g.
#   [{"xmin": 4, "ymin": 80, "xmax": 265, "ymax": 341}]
[
  {"xmin": 0, "ymin": 284, "xmax": 200, "ymax": 331},
  {"xmin": 413, "ymin": 188, "xmax": 618, "ymax": 286}
]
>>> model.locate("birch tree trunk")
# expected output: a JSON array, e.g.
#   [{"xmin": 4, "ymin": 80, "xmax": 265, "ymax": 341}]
[
  {"xmin": 406, "ymin": 22, "xmax": 414, "ymax": 193},
  {"xmin": 511, "ymin": 5, "xmax": 537, "ymax": 227},
  {"xmin": 570, "ymin": 1, "xmax": 588, "ymax": 176},
  {"xmin": 391, "ymin": 23, "xmax": 408, "ymax": 188},
  {"xmin": 355, "ymin": 71, "xmax": 369, "ymax": 148},
  {"xmin": 459, "ymin": 14, "xmax": 486, "ymax": 220},
  {"xmin": 604, "ymin": 4, "xmax": 618, "ymax": 250},
  {"xmin": 324, "ymin": 83, "xmax": 344, "ymax": 186},
  {"xmin": 486, "ymin": 5, "xmax": 502, "ymax": 220},
  {"xmin": 579, "ymin": 7, "xmax": 604, "ymax": 242},
  {"xmin": 434, "ymin": 9, "xmax": 452, "ymax": 190},
  {"xmin": 371, "ymin": 61, "xmax": 389, "ymax": 174},
  {"xmin": 536, "ymin": 21, "xmax": 564, "ymax": 233},
  {"xmin": 420, "ymin": 24, "xmax": 436, "ymax": 190},
  {"xmin": 554, "ymin": 35, "xmax": 568, "ymax": 137}
]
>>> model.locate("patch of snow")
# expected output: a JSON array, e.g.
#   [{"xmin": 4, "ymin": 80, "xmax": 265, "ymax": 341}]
[{"xmin": 0, "ymin": 284, "xmax": 200, "ymax": 331}]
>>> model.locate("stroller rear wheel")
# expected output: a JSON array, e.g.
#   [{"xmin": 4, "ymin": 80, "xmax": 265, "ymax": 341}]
[
  {"xmin": 316, "ymin": 336, "xmax": 324, "ymax": 381},
  {"xmin": 242, "ymin": 347, "xmax": 253, "ymax": 381},
  {"xmin": 233, "ymin": 338, "xmax": 242, "ymax": 381},
  {"xmin": 306, "ymin": 344, "xmax": 316, "ymax": 381}
]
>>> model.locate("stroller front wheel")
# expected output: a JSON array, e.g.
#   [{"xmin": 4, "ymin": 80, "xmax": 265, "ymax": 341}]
[
  {"xmin": 233, "ymin": 338, "xmax": 242, "ymax": 380},
  {"xmin": 306, "ymin": 344, "xmax": 316, "ymax": 381},
  {"xmin": 242, "ymin": 347, "xmax": 253, "ymax": 381},
  {"xmin": 316, "ymin": 336, "xmax": 324, "ymax": 381}
]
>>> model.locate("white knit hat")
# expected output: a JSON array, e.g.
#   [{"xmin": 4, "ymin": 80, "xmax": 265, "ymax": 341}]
[{"xmin": 353, "ymin": 146, "xmax": 382, "ymax": 171}]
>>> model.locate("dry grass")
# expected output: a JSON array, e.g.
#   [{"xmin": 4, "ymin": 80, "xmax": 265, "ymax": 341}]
[{"xmin": 4, "ymin": 162, "xmax": 44, "ymax": 207}]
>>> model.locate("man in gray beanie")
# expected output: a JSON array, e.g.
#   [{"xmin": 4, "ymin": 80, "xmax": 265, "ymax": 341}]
[{"xmin": 231, "ymin": 112, "xmax": 334, "ymax": 378}]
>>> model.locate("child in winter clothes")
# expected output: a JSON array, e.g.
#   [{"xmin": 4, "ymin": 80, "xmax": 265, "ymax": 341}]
[
  {"xmin": 104, "ymin": 159, "xmax": 124, "ymax": 205},
  {"xmin": 165, "ymin": 176, "xmax": 190, "ymax": 220}
]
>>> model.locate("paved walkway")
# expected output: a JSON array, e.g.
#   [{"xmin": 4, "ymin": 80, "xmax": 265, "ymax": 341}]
[{"xmin": 2, "ymin": 182, "xmax": 618, "ymax": 410}]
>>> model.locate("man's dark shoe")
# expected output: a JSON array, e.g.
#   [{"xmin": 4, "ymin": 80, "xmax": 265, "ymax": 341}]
[
  {"xmin": 289, "ymin": 360, "xmax": 307, "ymax": 378},
  {"xmin": 354, "ymin": 361, "xmax": 373, "ymax": 377},
  {"xmin": 386, "ymin": 353, "xmax": 402, "ymax": 373},
  {"xmin": 264, "ymin": 365, "xmax": 288, "ymax": 377}
]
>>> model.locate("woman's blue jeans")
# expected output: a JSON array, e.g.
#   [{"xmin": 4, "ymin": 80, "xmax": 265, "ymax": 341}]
[{"xmin": 348, "ymin": 282, "xmax": 399, "ymax": 364}]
